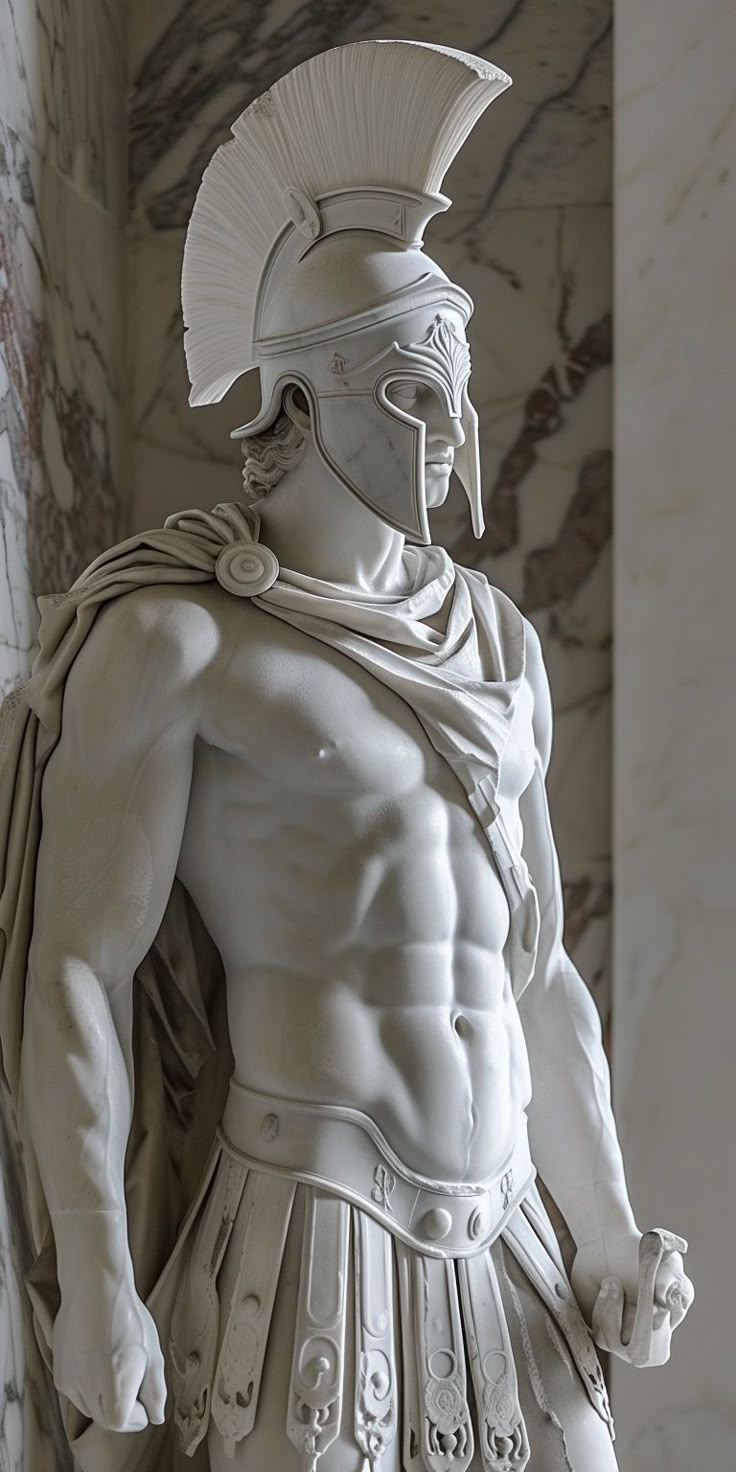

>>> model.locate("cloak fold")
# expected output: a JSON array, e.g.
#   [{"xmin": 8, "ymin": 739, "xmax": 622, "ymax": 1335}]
[{"xmin": 0, "ymin": 507, "xmax": 249, "ymax": 1469}]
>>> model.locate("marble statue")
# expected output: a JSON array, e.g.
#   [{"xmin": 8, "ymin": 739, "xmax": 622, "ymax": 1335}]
[{"xmin": 0, "ymin": 40, "xmax": 693, "ymax": 1472}]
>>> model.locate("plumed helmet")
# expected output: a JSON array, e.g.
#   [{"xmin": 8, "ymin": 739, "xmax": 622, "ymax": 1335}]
[{"xmin": 182, "ymin": 41, "xmax": 511, "ymax": 542}]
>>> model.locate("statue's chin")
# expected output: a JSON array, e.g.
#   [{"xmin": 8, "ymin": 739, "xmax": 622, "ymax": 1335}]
[{"xmin": 425, "ymin": 467, "xmax": 452, "ymax": 509}]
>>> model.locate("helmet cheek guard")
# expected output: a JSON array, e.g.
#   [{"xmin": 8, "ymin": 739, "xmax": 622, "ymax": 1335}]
[{"xmin": 315, "ymin": 390, "xmax": 430, "ymax": 544}]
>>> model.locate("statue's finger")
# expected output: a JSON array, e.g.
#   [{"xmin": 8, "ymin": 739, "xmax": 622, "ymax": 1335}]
[
  {"xmin": 139, "ymin": 1351, "xmax": 167, "ymax": 1426},
  {"xmin": 592, "ymin": 1276, "xmax": 625, "ymax": 1354},
  {"xmin": 104, "ymin": 1345, "xmax": 148, "ymax": 1433},
  {"xmin": 624, "ymin": 1231, "xmax": 665, "ymax": 1364},
  {"xmin": 118, "ymin": 1400, "xmax": 149, "ymax": 1434}
]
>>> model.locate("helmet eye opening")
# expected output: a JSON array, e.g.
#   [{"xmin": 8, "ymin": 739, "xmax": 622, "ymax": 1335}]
[{"xmin": 381, "ymin": 375, "xmax": 456, "ymax": 427}]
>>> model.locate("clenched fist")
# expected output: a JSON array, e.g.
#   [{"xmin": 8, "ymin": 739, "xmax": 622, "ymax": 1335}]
[
  {"xmin": 571, "ymin": 1227, "xmax": 694, "ymax": 1367},
  {"xmin": 52, "ymin": 1211, "xmax": 167, "ymax": 1433}
]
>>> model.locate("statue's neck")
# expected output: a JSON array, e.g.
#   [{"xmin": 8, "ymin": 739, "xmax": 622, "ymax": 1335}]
[{"xmin": 256, "ymin": 445, "xmax": 410, "ymax": 595}]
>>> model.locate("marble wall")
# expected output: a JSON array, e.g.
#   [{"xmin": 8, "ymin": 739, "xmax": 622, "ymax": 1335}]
[
  {"xmin": 2, "ymin": 2, "xmax": 729, "ymax": 1463},
  {"xmin": 0, "ymin": 1, "xmax": 127, "ymax": 1466},
  {"xmin": 611, "ymin": 1, "xmax": 736, "ymax": 1465},
  {"xmin": 0, "ymin": 3, "xmax": 613, "ymax": 1465},
  {"xmin": 128, "ymin": 0, "xmax": 614, "ymax": 1025}
]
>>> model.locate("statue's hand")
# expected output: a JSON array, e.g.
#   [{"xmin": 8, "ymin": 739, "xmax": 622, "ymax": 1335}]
[
  {"xmin": 571, "ymin": 1227, "xmax": 694, "ymax": 1367},
  {"xmin": 52, "ymin": 1260, "xmax": 167, "ymax": 1432}
]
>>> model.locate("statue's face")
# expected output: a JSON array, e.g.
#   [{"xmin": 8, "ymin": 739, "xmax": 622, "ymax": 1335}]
[
  {"xmin": 386, "ymin": 374, "xmax": 470, "ymax": 512},
  {"xmin": 292, "ymin": 302, "xmax": 478, "ymax": 542},
  {"xmin": 235, "ymin": 288, "xmax": 483, "ymax": 544}
]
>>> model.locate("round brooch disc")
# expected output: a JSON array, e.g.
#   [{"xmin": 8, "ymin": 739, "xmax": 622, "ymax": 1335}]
[{"xmin": 215, "ymin": 540, "xmax": 279, "ymax": 597}]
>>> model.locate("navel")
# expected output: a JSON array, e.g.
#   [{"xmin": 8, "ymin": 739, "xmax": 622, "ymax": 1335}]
[{"xmin": 453, "ymin": 1012, "xmax": 472, "ymax": 1041}]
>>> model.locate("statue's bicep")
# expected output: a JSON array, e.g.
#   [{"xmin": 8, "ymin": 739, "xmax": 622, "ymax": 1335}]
[{"xmin": 32, "ymin": 609, "xmax": 197, "ymax": 977}]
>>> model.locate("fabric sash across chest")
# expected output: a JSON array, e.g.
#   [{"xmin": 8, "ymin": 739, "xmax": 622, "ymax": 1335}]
[{"xmin": 243, "ymin": 523, "xmax": 542, "ymax": 1002}]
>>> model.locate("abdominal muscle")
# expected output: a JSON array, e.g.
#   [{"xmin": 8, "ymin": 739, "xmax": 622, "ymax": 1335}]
[
  {"xmin": 182, "ymin": 750, "xmax": 533, "ymax": 1185},
  {"xmin": 227, "ymin": 959, "xmax": 532, "ymax": 1183}
]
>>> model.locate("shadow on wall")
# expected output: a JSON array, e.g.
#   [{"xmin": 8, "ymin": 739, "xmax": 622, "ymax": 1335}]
[{"xmin": 0, "ymin": 4, "xmax": 127, "ymax": 1466}]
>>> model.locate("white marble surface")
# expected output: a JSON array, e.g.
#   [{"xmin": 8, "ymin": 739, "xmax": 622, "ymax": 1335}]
[
  {"xmin": 0, "ymin": 2, "xmax": 126, "ymax": 1465},
  {"xmin": 128, "ymin": 0, "xmax": 613, "ymax": 1025},
  {"xmin": 0, "ymin": 120, "xmax": 125, "ymax": 693},
  {"xmin": 0, "ymin": 0, "xmax": 125, "ymax": 217},
  {"xmin": 431, "ymin": 201, "xmax": 613, "ymax": 1008},
  {"xmin": 612, "ymin": 0, "xmax": 736, "ymax": 1463}
]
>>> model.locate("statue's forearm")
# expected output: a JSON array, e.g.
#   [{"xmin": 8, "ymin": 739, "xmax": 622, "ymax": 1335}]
[
  {"xmin": 521, "ymin": 962, "xmax": 639, "ymax": 1251},
  {"xmin": 515, "ymin": 669, "xmax": 640, "ymax": 1255},
  {"xmin": 22, "ymin": 956, "xmax": 135, "ymax": 1274}
]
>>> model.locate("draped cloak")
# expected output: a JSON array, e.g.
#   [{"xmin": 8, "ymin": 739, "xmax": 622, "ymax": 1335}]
[{"xmin": 0, "ymin": 503, "xmax": 545, "ymax": 1470}]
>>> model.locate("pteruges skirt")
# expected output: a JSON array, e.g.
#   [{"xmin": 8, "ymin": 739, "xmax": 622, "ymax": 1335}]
[{"xmin": 167, "ymin": 1138, "xmax": 617, "ymax": 1472}]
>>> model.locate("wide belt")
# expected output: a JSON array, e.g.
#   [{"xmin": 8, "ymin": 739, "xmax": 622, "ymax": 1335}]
[{"xmin": 220, "ymin": 1081, "xmax": 534, "ymax": 1259}]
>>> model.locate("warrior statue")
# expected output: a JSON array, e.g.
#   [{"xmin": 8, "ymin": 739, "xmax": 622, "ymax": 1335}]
[{"xmin": 0, "ymin": 40, "xmax": 692, "ymax": 1472}]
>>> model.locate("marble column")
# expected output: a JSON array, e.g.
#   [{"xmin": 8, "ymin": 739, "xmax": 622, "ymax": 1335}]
[
  {"xmin": 127, "ymin": 0, "xmax": 614, "ymax": 1034},
  {"xmin": 612, "ymin": 0, "xmax": 736, "ymax": 1464},
  {"xmin": 0, "ymin": 2, "xmax": 127, "ymax": 1467}
]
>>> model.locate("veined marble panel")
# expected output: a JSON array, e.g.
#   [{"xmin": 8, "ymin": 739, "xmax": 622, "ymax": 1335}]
[
  {"xmin": 432, "ymin": 203, "xmax": 612, "ymax": 1007},
  {"xmin": 0, "ymin": 0, "xmax": 126, "ymax": 218},
  {"xmin": 128, "ymin": 0, "xmax": 611, "ymax": 229},
  {"xmin": 0, "ymin": 117, "xmax": 124, "ymax": 1472},
  {"xmin": 0, "ymin": 120, "xmax": 124, "ymax": 696},
  {"xmin": 612, "ymin": 0, "xmax": 736, "ymax": 1460},
  {"xmin": 0, "ymin": 1107, "xmax": 72, "ymax": 1471},
  {"xmin": 1, "ymin": 6, "xmax": 127, "ymax": 1471}
]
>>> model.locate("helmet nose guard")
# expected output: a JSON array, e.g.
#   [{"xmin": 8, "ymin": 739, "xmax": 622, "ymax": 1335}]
[{"xmin": 455, "ymin": 387, "xmax": 484, "ymax": 539}]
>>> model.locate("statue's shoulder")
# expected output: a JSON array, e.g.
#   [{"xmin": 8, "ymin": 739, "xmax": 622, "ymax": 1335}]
[
  {"xmin": 67, "ymin": 580, "xmax": 260, "ymax": 712},
  {"xmin": 93, "ymin": 579, "xmax": 222, "ymax": 653}
]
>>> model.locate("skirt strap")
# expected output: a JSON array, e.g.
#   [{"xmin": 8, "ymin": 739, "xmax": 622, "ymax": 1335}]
[
  {"xmin": 286, "ymin": 1188, "xmax": 351, "ymax": 1471},
  {"xmin": 353, "ymin": 1207, "xmax": 398, "ymax": 1469},
  {"xmin": 211, "ymin": 1170, "xmax": 296, "ymax": 1455},
  {"xmin": 169, "ymin": 1151, "xmax": 249, "ymax": 1454},
  {"xmin": 459, "ymin": 1248, "xmax": 530, "ymax": 1470},
  {"xmin": 397, "ymin": 1242, "xmax": 475, "ymax": 1472},
  {"xmin": 502, "ymin": 1209, "xmax": 614, "ymax": 1434}
]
